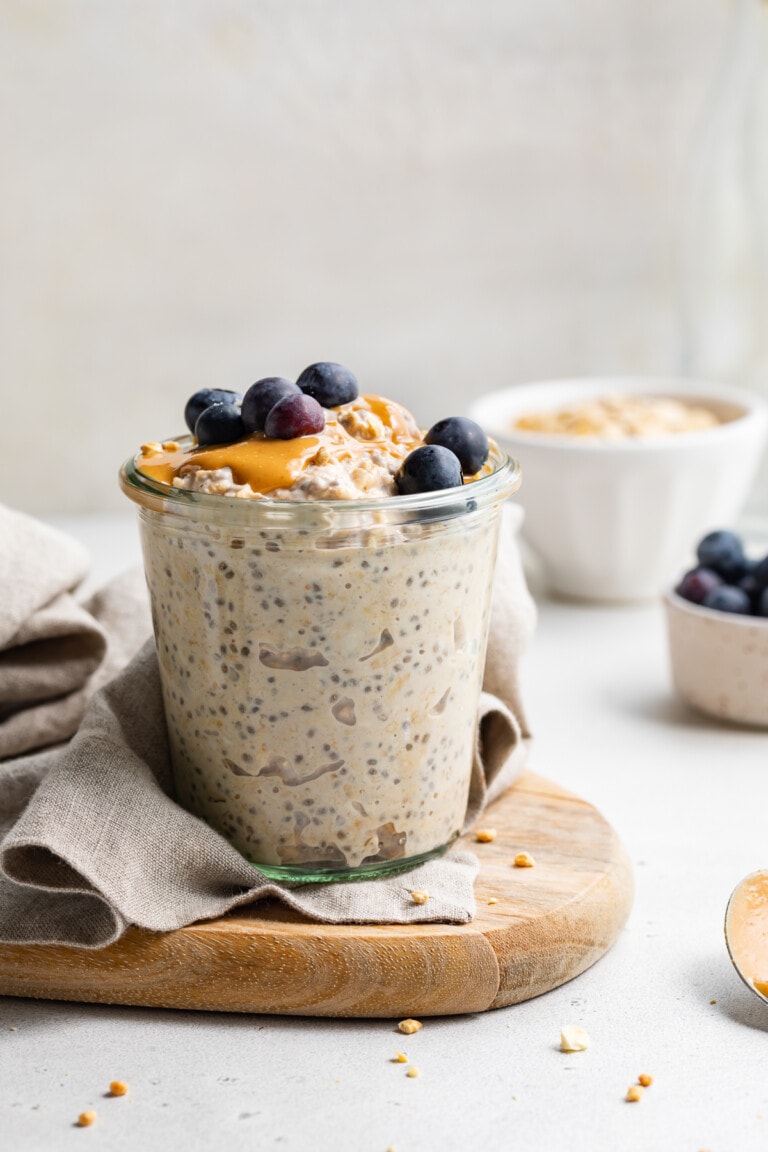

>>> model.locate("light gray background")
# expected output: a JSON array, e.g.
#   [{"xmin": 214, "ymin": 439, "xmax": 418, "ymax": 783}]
[{"xmin": 0, "ymin": 0, "xmax": 728, "ymax": 513}]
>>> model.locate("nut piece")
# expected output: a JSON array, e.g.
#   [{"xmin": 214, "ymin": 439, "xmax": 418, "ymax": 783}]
[
  {"xmin": 398, "ymin": 1018, "xmax": 423, "ymax": 1035},
  {"xmin": 475, "ymin": 829, "xmax": 497, "ymax": 843},
  {"xmin": 109, "ymin": 1081, "xmax": 129, "ymax": 1097},
  {"xmin": 514, "ymin": 852, "xmax": 535, "ymax": 868},
  {"xmin": 638, "ymin": 1073, "xmax": 653, "ymax": 1087},
  {"xmin": 406, "ymin": 1066, "xmax": 420, "ymax": 1078},
  {"xmin": 626, "ymin": 1085, "xmax": 644, "ymax": 1103},
  {"xmin": 77, "ymin": 1111, "xmax": 97, "ymax": 1127},
  {"xmin": 560, "ymin": 1026, "xmax": 589, "ymax": 1053},
  {"xmin": 410, "ymin": 890, "xmax": 429, "ymax": 905}
]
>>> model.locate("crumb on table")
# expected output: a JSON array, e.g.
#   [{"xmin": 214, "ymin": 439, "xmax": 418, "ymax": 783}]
[
  {"xmin": 406, "ymin": 1066, "xmax": 420, "ymax": 1078},
  {"xmin": 560, "ymin": 1026, "xmax": 589, "ymax": 1053},
  {"xmin": 109, "ymin": 1081, "xmax": 129, "ymax": 1097},
  {"xmin": 625, "ymin": 1085, "xmax": 644, "ymax": 1103},
  {"xmin": 398, "ymin": 1018, "xmax": 423, "ymax": 1035},
  {"xmin": 514, "ymin": 852, "xmax": 535, "ymax": 868},
  {"xmin": 410, "ymin": 890, "xmax": 429, "ymax": 905},
  {"xmin": 638, "ymin": 1073, "xmax": 653, "ymax": 1087},
  {"xmin": 77, "ymin": 1111, "xmax": 97, "ymax": 1127}
]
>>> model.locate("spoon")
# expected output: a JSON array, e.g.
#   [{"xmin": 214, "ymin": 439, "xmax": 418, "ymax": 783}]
[{"xmin": 725, "ymin": 870, "xmax": 768, "ymax": 1004}]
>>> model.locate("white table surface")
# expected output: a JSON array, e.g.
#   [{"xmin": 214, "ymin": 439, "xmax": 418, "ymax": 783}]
[{"xmin": 4, "ymin": 514, "xmax": 768, "ymax": 1152}]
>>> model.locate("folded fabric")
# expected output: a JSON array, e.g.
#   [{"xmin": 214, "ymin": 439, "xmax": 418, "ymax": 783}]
[
  {"xmin": 0, "ymin": 504, "xmax": 534, "ymax": 947},
  {"xmin": 0, "ymin": 506, "xmax": 151, "ymax": 759}
]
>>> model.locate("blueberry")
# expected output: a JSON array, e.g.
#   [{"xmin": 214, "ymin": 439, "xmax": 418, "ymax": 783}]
[
  {"xmin": 265, "ymin": 393, "xmax": 325, "ymax": 439},
  {"xmin": 424, "ymin": 417, "xmax": 489, "ymax": 476},
  {"xmin": 738, "ymin": 573, "xmax": 762, "ymax": 610},
  {"xmin": 676, "ymin": 567, "xmax": 722, "ymax": 605},
  {"xmin": 759, "ymin": 587, "xmax": 768, "ymax": 618},
  {"xmin": 241, "ymin": 377, "xmax": 300, "ymax": 433},
  {"xmin": 296, "ymin": 362, "xmax": 359, "ymax": 408},
  {"xmin": 753, "ymin": 553, "xmax": 768, "ymax": 590},
  {"xmin": 701, "ymin": 584, "xmax": 752, "ymax": 615},
  {"xmin": 395, "ymin": 445, "xmax": 463, "ymax": 495},
  {"xmin": 696, "ymin": 530, "xmax": 746, "ymax": 580},
  {"xmin": 184, "ymin": 388, "xmax": 242, "ymax": 434},
  {"xmin": 195, "ymin": 402, "xmax": 246, "ymax": 446}
]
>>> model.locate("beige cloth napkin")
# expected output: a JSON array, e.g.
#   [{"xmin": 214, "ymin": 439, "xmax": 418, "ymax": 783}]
[{"xmin": 0, "ymin": 505, "xmax": 534, "ymax": 948}]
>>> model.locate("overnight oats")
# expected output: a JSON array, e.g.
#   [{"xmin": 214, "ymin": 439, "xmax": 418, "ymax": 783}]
[{"xmin": 120, "ymin": 363, "xmax": 520, "ymax": 881}]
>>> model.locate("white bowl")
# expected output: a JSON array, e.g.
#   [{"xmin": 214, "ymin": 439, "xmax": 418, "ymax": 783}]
[
  {"xmin": 664, "ymin": 590, "xmax": 768, "ymax": 727},
  {"xmin": 469, "ymin": 377, "xmax": 768, "ymax": 601}
]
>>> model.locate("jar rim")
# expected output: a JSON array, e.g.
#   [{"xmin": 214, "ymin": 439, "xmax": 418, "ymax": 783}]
[{"xmin": 119, "ymin": 441, "xmax": 521, "ymax": 526}]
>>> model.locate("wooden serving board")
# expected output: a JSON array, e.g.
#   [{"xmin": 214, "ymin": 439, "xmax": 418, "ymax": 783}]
[{"xmin": 0, "ymin": 772, "xmax": 632, "ymax": 1017}]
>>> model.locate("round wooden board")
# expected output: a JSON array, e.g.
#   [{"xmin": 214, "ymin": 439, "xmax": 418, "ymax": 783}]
[{"xmin": 0, "ymin": 772, "xmax": 633, "ymax": 1018}]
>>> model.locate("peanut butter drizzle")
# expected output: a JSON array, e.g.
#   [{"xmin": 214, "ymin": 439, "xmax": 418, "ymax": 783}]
[{"xmin": 136, "ymin": 394, "xmax": 421, "ymax": 495}]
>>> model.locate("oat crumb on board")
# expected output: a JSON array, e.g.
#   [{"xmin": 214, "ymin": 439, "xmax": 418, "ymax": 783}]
[
  {"xmin": 638, "ymin": 1073, "xmax": 653, "ymax": 1087},
  {"xmin": 625, "ymin": 1085, "xmax": 644, "ymax": 1103},
  {"xmin": 406, "ymin": 1066, "xmax": 420, "ymax": 1078},
  {"xmin": 514, "ymin": 852, "xmax": 535, "ymax": 868},
  {"xmin": 475, "ymin": 828, "xmax": 497, "ymax": 842},
  {"xmin": 77, "ymin": 1111, "xmax": 97, "ymax": 1127},
  {"xmin": 487, "ymin": 897, "xmax": 499, "ymax": 905},
  {"xmin": 109, "ymin": 1081, "xmax": 128, "ymax": 1097},
  {"xmin": 398, "ymin": 1018, "xmax": 422, "ymax": 1035}
]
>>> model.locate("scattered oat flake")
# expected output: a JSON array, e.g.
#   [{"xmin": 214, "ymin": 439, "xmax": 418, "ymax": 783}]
[
  {"xmin": 487, "ymin": 897, "xmax": 499, "ymax": 905},
  {"xmin": 475, "ymin": 829, "xmax": 497, "ymax": 843},
  {"xmin": 77, "ymin": 1111, "xmax": 97, "ymax": 1127},
  {"xmin": 398, "ymin": 1018, "xmax": 422, "ymax": 1035},
  {"xmin": 625, "ymin": 1085, "xmax": 643, "ymax": 1103},
  {"xmin": 560, "ymin": 1026, "xmax": 589, "ymax": 1052},
  {"xmin": 406, "ymin": 1066, "xmax": 420, "ymax": 1078},
  {"xmin": 638, "ymin": 1073, "xmax": 653, "ymax": 1087},
  {"xmin": 410, "ymin": 890, "xmax": 429, "ymax": 904},
  {"xmin": 109, "ymin": 1081, "xmax": 128, "ymax": 1097},
  {"xmin": 393, "ymin": 1052, "xmax": 408, "ymax": 1063},
  {"xmin": 514, "ymin": 852, "xmax": 535, "ymax": 868}
]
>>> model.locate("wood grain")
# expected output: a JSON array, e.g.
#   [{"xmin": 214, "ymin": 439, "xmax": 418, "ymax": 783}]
[{"xmin": 0, "ymin": 772, "xmax": 633, "ymax": 1017}]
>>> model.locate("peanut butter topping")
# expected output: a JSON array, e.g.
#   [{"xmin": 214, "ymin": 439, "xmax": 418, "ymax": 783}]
[{"xmin": 137, "ymin": 394, "xmax": 422, "ymax": 497}]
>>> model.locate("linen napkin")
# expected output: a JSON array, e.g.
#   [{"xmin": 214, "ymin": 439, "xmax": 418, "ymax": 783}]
[{"xmin": 0, "ymin": 505, "xmax": 534, "ymax": 948}]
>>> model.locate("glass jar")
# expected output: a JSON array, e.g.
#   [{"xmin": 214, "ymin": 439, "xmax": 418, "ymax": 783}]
[{"xmin": 120, "ymin": 445, "xmax": 520, "ymax": 882}]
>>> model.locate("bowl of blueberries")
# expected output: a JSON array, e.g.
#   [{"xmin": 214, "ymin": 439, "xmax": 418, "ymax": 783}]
[{"xmin": 665, "ymin": 529, "xmax": 768, "ymax": 727}]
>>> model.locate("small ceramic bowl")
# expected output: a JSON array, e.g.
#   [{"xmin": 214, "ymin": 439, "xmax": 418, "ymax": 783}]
[
  {"xmin": 469, "ymin": 377, "xmax": 768, "ymax": 601},
  {"xmin": 664, "ymin": 590, "xmax": 768, "ymax": 727}
]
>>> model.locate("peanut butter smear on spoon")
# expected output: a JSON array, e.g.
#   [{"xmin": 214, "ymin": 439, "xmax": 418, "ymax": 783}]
[{"xmin": 725, "ymin": 870, "xmax": 768, "ymax": 1003}]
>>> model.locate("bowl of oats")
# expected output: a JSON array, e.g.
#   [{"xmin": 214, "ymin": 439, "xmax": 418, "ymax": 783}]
[{"xmin": 469, "ymin": 377, "xmax": 768, "ymax": 601}]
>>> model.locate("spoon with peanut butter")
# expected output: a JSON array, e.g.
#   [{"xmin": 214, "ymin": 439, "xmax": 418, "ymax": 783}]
[{"xmin": 725, "ymin": 871, "xmax": 768, "ymax": 1004}]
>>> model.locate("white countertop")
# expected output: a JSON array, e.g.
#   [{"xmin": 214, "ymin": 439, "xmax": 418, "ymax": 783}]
[{"xmin": 4, "ymin": 514, "xmax": 768, "ymax": 1152}]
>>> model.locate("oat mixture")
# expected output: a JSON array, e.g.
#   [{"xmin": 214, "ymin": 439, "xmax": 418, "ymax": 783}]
[{"xmin": 514, "ymin": 394, "xmax": 720, "ymax": 440}]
